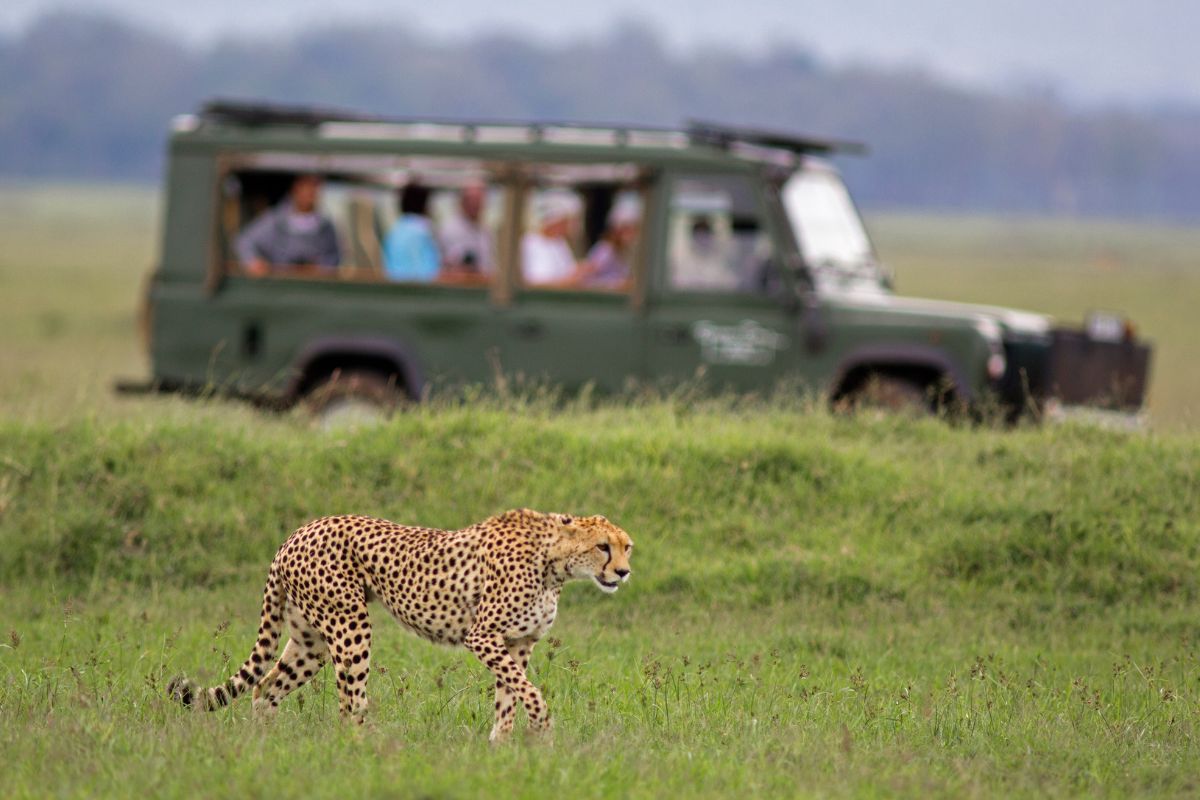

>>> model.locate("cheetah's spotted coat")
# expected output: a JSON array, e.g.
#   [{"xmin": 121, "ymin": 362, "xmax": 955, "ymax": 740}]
[{"xmin": 168, "ymin": 509, "xmax": 634, "ymax": 741}]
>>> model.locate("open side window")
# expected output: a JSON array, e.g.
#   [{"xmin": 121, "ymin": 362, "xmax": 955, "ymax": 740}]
[
  {"xmin": 664, "ymin": 172, "xmax": 782, "ymax": 297},
  {"xmin": 515, "ymin": 163, "xmax": 651, "ymax": 297},
  {"xmin": 214, "ymin": 153, "xmax": 508, "ymax": 290}
]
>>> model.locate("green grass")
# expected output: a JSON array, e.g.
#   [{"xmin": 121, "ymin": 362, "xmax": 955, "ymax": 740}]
[
  {"xmin": 0, "ymin": 185, "xmax": 157, "ymax": 420},
  {"xmin": 2, "ymin": 185, "xmax": 1200, "ymax": 797},
  {"xmin": 2, "ymin": 405, "xmax": 1200, "ymax": 797}
]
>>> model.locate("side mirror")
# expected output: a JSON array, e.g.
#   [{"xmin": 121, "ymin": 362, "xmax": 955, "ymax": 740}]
[
  {"xmin": 783, "ymin": 253, "xmax": 816, "ymax": 300},
  {"xmin": 781, "ymin": 290, "xmax": 801, "ymax": 316}
]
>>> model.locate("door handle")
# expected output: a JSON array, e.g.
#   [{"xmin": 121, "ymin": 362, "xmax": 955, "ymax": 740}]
[{"xmin": 659, "ymin": 324, "xmax": 692, "ymax": 345}]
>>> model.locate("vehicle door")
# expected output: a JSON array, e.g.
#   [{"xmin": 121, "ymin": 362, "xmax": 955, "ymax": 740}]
[
  {"xmin": 642, "ymin": 170, "xmax": 801, "ymax": 392},
  {"xmin": 494, "ymin": 170, "xmax": 644, "ymax": 393}
]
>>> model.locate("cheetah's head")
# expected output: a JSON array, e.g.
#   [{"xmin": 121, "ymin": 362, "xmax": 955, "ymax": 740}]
[{"xmin": 552, "ymin": 514, "xmax": 634, "ymax": 594}]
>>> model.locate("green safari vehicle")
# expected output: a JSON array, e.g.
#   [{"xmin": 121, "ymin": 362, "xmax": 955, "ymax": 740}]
[{"xmin": 129, "ymin": 100, "xmax": 1152, "ymax": 418}]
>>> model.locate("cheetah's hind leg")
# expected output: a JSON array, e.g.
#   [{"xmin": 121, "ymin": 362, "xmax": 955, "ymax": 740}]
[{"xmin": 251, "ymin": 611, "xmax": 330, "ymax": 719}]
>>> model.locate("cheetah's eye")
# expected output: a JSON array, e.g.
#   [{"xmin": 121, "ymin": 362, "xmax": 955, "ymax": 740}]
[{"xmin": 596, "ymin": 543, "xmax": 610, "ymax": 553}]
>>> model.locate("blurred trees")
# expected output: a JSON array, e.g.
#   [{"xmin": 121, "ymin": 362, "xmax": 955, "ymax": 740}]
[{"xmin": 3, "ymin": 12, "xmax": 1198, "ymax": 220}]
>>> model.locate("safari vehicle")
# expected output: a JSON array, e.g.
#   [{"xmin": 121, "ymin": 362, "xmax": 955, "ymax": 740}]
[{"xmin": 128, "ymin": 99, "xmax": 1152, "ymax": 419}]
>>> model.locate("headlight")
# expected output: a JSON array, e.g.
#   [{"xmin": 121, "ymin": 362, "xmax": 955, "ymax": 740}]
[{"xmin": 975, "ymin": 317, "xmax": 1006, "ymax": 380}]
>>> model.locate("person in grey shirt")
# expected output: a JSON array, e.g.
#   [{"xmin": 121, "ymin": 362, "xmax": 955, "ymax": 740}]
[{"xmin": 236, "ymin": 174, "xmax": 341, "ymax": 275}]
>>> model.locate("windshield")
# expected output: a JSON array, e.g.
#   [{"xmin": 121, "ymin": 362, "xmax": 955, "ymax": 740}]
[{"xmin": 782, "ymin": 166, "xmax": 882, "ymax": 289}]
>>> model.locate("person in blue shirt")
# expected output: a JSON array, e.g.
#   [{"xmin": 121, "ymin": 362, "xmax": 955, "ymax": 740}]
[{"xmin": 384, "ymin": 182, "xmax": 441, "ymax": 281}]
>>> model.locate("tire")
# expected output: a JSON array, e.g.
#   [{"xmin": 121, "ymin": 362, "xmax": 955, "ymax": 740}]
[
  {"xmin": 840, "ymin": 373, "xmax": 931, "ymax": 416},
  {"xmin": 304, "ymin": 369, "xmax": 406, "ymax": 429}
]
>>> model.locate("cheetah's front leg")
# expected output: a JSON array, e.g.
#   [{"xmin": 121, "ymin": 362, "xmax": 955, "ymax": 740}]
[
  {"xmin": 490, "ymin": 636, "xmax": 538, "ymax": 742},
  {"xmin": 466, "ymin": 630, "xmax": 549, "ymax": 742}
]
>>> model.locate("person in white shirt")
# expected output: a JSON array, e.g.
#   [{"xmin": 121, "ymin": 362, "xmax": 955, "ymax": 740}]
[
  {"xmin": 671, "ymin": 215, "xmax": 738, "ymax": 290},
  {"xmin": 439, "ymin": 180, "xmax": 495, "ymax": 276},
  {"xmin": 521, "ymin": 190, "xmax": 582, "ymax": 286}
]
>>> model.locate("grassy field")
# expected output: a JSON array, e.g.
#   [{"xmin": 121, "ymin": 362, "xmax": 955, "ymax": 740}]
[
  {"xmin": 1, "ymin": 185, "xmax": 1199, "ymax": 797},
  {"xmin": 1, "ymin": 407, "xmax": 1199, "ymax": 797},
  {"xmin": 0, "ymin": 185, "xmax": 158, "ymax": 421}
]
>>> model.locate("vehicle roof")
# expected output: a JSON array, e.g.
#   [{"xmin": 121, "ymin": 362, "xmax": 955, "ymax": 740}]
[{"xmin": 169, "ymin": 99, "xmax": 866, "ymax": 170}]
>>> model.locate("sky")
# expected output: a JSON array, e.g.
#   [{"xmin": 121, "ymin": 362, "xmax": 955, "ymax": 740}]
[{"xmin": 4, "ymin": 0, "xmax": 1195, "ymax": 107}]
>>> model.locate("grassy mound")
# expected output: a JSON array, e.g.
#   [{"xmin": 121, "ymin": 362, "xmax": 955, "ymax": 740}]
[{"xmin": 2, "ymin": 401, "xmax": 1196, "ymax": 606}]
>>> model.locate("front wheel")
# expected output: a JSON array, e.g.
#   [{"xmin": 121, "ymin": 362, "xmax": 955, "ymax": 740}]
[
  {"xmin": 304, "ymin": 370, "xmax": 407, "ymax": 428},
  {"xmin": 837, "ymin": 372, "xmax": 932, "ymax": 416}
]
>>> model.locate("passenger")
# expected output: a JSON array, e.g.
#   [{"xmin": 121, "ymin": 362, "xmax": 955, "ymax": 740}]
[
  {"xmin": 521, "ymin": 190, "xmax": 582, "ymax": 286},
  {"xmin": 672, "ymin": 215, "xmax": 737, "ymax": 290},
  {"xmin": 236, "ymin": 173, "xmax": 340, "ymax": 276},
  {"xmin": 384, "ymin": 181, "xmax": 441, "ymax": 282},
  {"xmin": 439, "ymin": 180, "xmax": 494, "ymax": 276},
  {"xmin": 577, "ymin": 196, "xmax": 640, "ymax": 289}
]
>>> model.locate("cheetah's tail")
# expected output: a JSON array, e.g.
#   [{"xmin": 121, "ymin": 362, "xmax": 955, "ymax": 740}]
[{"xmin": 167, "ymin": 568, "xmax": 286, "ymax": 712}]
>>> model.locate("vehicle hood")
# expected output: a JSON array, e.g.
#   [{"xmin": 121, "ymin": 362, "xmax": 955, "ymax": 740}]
[{"xmin": 824, "ymin": 288, "xmax": 1053, "ymax": 339}]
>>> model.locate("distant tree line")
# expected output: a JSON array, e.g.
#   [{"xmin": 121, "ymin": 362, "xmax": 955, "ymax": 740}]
[{"xmin": 4, "ymin": 12, "xmax": 1200, "ymax": 220}]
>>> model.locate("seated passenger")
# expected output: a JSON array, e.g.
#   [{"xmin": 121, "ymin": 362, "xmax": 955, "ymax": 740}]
[
  {"xmin": 577, "ymin": 196, "xmax": 640, "ymax": 289},
  {"xmin": 236, "ymin": 174, "xmax": 340, "ymax": 276},
  {"xmin": 384, "ymin": 182, "xmax": 440, "ymax": 282},
  {"xmin": 521, "ymin": 191, "xmax": 582, "ymax": 286},
  {"xmin": 438, "ymin": 181, "xmax": 494, "ymax": 276},
  {"xmin": 672, "ymin": 216, "xmax": 737, "ymax": 290}
]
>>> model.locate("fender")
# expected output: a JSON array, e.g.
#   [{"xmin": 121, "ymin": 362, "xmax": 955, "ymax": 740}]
[
  {"xmin": 286, "ymin": 336, "xmax": 426, "ymax": 402},
  {"xmin": 831, "ymin": 343, "xmax": 973, "ymax": 402}
]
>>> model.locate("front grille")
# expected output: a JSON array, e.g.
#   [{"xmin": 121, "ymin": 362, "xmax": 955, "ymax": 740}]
[{"xmin": 1044, "ymin": 329, "xmax": 1152, "ymax": 411}]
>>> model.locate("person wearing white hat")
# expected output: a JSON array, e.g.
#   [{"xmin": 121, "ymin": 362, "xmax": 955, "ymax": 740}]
[
  {"xmin": 577, "ymin": 194, "xmax": 641, "ymax": 289},
  {"xmin": 521, "ymin": 190, "xmax": 583, "ymax": 286}
]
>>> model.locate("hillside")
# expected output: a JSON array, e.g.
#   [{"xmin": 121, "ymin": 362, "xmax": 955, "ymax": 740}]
[{"xmin": 2, "ymin": 404, "xmax": 1198, "ymax": 600}]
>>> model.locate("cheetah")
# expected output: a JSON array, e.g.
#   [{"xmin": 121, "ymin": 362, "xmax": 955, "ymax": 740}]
[{"xmin": 167, "ymin": 508, "xmax": 633, "ymax": 741}]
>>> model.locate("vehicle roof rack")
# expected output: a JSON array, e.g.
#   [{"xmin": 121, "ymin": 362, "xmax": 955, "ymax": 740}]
[
  {"xmin": 195, "ymin": 99, "xmax": 864, "ymax": 158},
  {"xmin": 686, "ymin": 120, "xmax": 867, "ymax": 156},
  {"xmin": 198, "ymin": 98, "xmax": 678, "ymax": 138}
]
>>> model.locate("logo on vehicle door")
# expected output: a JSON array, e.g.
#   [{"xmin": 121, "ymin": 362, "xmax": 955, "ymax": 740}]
[{"xmin": 692, "ymin": 320, "xmax": 789, "ymax": 366}]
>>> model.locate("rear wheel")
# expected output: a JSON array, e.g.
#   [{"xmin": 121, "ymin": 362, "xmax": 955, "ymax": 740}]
[{"xmin": 304, "ymin": 369, "xmax": 406, "ymax": 428}]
